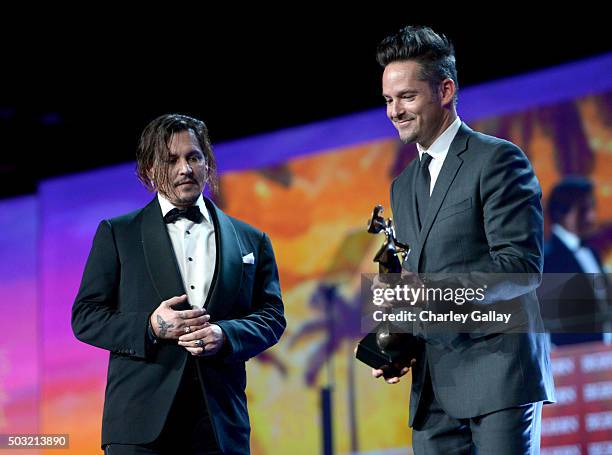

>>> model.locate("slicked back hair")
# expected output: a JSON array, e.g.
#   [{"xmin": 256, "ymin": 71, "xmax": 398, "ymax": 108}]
[{"xmin": 377, "ymin": 25, "xmax": 458, "ymax": 104}]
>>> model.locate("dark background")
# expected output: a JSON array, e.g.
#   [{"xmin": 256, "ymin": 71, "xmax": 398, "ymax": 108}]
[{"xmin": 1, "ymin": 12, "xmax": 609, "ymax": 199}]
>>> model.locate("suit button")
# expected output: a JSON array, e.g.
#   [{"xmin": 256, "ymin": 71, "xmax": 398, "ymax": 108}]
[{"xmin": 129, "ymin": 349, "xmax": 135, "ymax": 355}]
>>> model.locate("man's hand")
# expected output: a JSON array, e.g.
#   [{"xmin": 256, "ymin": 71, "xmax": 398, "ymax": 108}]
[
  {"xmin": 371, "ymin": 359, "xmax": 416, "ymax": 384},
  {"xmin": 178, "ymin": 324, "xmax": 226, "ymax": 356},
  {"xmin": 150, "ymin": 295, "xmax": 210, "ymax": 340}
]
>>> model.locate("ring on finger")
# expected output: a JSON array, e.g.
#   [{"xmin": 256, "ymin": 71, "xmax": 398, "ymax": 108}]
[
  {"xmin": 184, "ymin": 326, "xmax": 191, "ymax": 334},
  {"xmin": 195, "ymin": 339, "xmax": 205, "ymax": 348}
]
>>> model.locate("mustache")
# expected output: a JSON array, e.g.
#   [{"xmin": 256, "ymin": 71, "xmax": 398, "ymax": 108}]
[{"xmin": 174, "ymin": 179, "xmax": 197, "ymax": 187}]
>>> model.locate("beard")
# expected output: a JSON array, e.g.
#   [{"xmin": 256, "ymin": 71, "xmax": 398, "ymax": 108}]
[
  {"xmin": 158, "ymin": 181, "xmax": 204, "ymax": 207},
  {"xmin": 174, "ymin": 186, "xmax": 202, "ymax": 205},
  {"xmin": 399, "ymin": 127, "xmax": 419, "ymax": 144},
  {"xmin": 396, "ymin": 119, "xmax": 419, "ymax": 144},
  {"xmin": 400, "ymin": 131, "xmax": 418, "ymax": 144}
]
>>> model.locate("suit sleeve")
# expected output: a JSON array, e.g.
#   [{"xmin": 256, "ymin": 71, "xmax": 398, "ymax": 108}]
[
  {"xmin": 72, "ymin": 220, "xmax": 152, "ymax": 359},
  {"xmin": 481, "ymin": 143, "xmax": 543, "ymax": 275},
  {"xmin": 428, "ymin": 143, "xmax": 544, "ymax": 305},
  {"xmin": 216, "ymin": 232, "xmax": 286, "ymax": 363}
]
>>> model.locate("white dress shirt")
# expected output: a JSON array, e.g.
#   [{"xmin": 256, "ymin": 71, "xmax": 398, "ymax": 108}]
[
  {"xmin": 158, "ymin": 194, "xmax": 216, "ymax": 309},
  {"xmin": 417, "ymin": 116, "xmax": 462, "ymax": 195}
]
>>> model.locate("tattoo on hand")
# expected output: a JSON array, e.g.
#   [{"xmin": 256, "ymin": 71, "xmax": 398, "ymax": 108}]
[{"xmin": 157, "ymin": 315, "xmax": 174, "ymax": 338}]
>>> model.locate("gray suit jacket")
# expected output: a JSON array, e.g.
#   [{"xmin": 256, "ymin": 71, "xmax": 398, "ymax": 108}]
[{"xmin": 390, "ymin": 123, "xmax": 555, "ymax": 425}]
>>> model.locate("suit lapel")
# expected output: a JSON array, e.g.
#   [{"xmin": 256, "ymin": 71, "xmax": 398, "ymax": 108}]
[
  {"xmin": 141, "ymin": 197, "xmax": 190, "ymax": 310},
  {"xmin": 203, "ymin": 197, "xmax": 243, "ymax": 320},
  {"xmin": 413, "ymin": 123, "xmax": 471, "ymax": 270}
]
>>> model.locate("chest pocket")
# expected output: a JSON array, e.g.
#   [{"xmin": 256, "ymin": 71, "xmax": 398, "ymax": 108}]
[{"xmin": 437, "ymin": 197, "xmax": 472, "ymax": 222}]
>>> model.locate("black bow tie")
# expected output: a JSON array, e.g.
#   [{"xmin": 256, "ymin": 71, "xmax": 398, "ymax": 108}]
[{"xmin": 163, "ymin": 206, "xmax": 204, "ymax": 224}]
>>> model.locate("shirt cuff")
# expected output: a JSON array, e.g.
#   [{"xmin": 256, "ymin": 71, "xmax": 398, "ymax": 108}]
[{"xmin": 146, "ymin": 318, "xmax": 159, "ymax": 347}]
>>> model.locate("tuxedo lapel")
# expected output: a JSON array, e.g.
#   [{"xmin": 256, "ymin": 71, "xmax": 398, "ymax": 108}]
[
  {"xmin": 141, "ymin": 197, "xmax": 190, "ymax": 310},
  {"xmin": 204, "ymin": 197, "xmax": 243, "ymax": 320},
  {"xmin": 413, "ymin": 124, "xmax": 471, "ymax": 270},
  {"xmin": 140, "ymin": 196, "xmax": 243, "ymax": 317}
]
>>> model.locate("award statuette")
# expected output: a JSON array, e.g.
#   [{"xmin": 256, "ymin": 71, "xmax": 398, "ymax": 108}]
[{"xmin": 355, "ymin": 205, "xmax": 422, "ymax": 378}]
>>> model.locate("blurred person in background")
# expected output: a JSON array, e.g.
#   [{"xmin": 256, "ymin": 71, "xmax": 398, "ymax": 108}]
[{"xmin": 543, "ymin": 176, "xmax": 611, "ymax": 346}]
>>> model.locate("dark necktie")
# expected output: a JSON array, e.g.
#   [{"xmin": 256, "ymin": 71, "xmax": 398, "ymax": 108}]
[
  {"xmin": 416, "ymin": 153, "xmax": 433, "ymax": 230},
  {"xmin": 163, "ymin": 206, "xmax": 204, "ymax": 224}
]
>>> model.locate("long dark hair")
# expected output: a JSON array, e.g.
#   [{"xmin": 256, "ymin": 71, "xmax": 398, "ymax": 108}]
[{"xmin": 136, "ymin": 113, "xmax": 218, "ymax": 196}]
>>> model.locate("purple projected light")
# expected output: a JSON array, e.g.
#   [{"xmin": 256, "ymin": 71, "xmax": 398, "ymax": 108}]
[
  {"xmin": 0, "ymin": 196, "xmax": 39, "ymax": 433},
  {"xmin": 39, "ymin": 164, "xmax": 152, "ymax": 385}
]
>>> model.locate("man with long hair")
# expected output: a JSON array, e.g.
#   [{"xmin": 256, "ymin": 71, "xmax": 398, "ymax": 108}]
[{"xmin": 73, "ymin": 114, "xmax": 285, "ymax": 454}]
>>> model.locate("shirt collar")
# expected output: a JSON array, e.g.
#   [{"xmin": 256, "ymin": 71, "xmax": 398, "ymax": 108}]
[
  {"xmin": 552, "ymin": 223, "xmax": 581, "ymax": 252},
  {"xmin": 157, "ymin": 193, "xmax": 210, "ymax": 224},
  {"xmin": 417, "ymin": 116, "xmax": 462, "ymax": 160}
]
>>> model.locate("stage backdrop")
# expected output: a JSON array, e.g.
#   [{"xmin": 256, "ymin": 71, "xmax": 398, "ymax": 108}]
[{"xmin": 1, "ymin": 53, "xmax": 611, "ymax": 454}]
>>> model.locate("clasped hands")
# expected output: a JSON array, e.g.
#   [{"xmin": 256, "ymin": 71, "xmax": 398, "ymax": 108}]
[{"xmin": 149, "ymin": 294, "xmax": 225, "ymax": 356}]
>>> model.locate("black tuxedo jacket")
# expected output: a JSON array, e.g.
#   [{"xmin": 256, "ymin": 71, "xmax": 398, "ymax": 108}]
[{"xmin": 72, "ymin": 196, "xmax": 285, "ymax": 454}]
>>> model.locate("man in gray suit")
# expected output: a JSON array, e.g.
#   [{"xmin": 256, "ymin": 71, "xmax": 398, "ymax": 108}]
[{"xmin": 371, "ymin": 26, "xmax": 555, "ymax": 454}]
